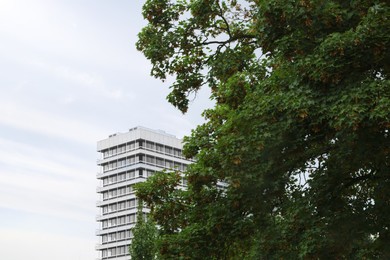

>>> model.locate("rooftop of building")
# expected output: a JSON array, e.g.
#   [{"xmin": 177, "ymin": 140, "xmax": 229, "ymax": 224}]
[{"xmin": 97, "ymin": 126, "xmax": 183, "ymax": 151}]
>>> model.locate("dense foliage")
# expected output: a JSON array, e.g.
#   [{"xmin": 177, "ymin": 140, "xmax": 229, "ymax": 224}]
[
  {"xmin": 129, "ymin": 203, "xmax": 158, "ymax": 260},
  {"xmin": 136, "ymin": 0, "xmax": 390, "ymax": 259}
]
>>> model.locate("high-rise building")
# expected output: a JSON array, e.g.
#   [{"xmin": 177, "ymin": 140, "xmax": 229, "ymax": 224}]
[{"xmin": 96, "ymin": 126, "xmax": 192, "ymax": 259}]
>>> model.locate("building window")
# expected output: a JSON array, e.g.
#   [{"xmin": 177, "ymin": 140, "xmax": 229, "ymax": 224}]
[
  {"xmin": 147, "ymin": 170, "xmax": 155, "ymax": 177},
  {"xmin": 146, "ymin": 141, "xmax": 155, "ymax": 150},
  {"xmin": 156, "ymin": 143, "xmax": 164, "ymax": 152},
  {"xmin": 118, "ymin": 159, "xmax": 126, "ymax": 168},
  {"xmin": 156, "ymin": 158, "xmax": 164, "ymax": 166},
  {"xmin": 127, "ymin": 141, "xmax": 135, "ymax": 151},
  {"xmin": 118, "ymin": 246, "xmax": 126, "ymax": 255},
  {"xmin": 165, "ymin": 160, "xmax": 173, "ymax": 168},
  {"xmin": 146, "ymin": 155, "xmax": 155, "ymax": 164},
  {"xmin": 128, "ymin": 170, "xmax": 136, "ymax": 179},
  {"xmin": 108, "ymin": 247, "xmax": 116, "ymax": 257}
]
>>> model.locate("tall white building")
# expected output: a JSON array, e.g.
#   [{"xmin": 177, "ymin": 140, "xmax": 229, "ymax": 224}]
[{"xmin": 96, "ymin": 126, "xmax": 192, "ymax": 259}]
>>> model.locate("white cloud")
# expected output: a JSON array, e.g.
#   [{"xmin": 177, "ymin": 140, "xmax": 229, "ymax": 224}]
[
  {"xmin": 0, "ymin": 228, "xmax": 96, "ymax": 260},
  {"xmin": 0, "ymin": 137, "xmax": 91, "ymax": 181},
  {"xmin": 61, "ymin": 96, "xmax": 76, "ymax": 104},
  {"xmin": 28, "ymin": 59, "xmax": 125, "ymax": 99},
  {"xmin": 0, "ymin": 138, "xmax": 95, "ymax": 222},
  {"xmin": 0, "ymin": 1, "xmax": 62, "ymax": 54},
  {"xmin": 0, "ymin": 181, "xmax": 94, "ymax": 223},
  {"xmin": 0, "ymin": 100, "xmax": 107, "ymax": 144}
]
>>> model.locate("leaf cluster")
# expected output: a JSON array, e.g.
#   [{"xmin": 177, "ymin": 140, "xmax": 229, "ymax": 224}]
[
  {"xmin": 137, "ymin": 0, "xmax": 390, "ymax": 259},
  {"xmin": 130, "ymin": 202, "xmax": 159, "ymax": 260}
]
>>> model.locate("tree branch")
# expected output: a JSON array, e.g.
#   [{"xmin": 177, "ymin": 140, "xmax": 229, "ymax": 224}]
[{"xmin": 202, "ymin": 34, "xmax": 256, "ymax": 46}]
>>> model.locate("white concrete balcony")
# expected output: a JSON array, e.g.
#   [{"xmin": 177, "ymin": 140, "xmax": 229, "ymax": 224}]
[
  {"xmin": 96, "ymin": 224, "xmax": 135, "ymax": 236},
  {"xmin": 96, "ymin": 178, "xmax": 146, "ymax": 193},
  {"xmin": 96, "ymin": 194, "xmax": 137, "ymax": 207},
  {"xmin": 96, "ymin": 209, "xmax": 137, "ymax": 222}
]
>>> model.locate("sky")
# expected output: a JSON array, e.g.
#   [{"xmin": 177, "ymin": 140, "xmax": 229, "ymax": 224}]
[{"xmin": 0, "ymin": 1, "xmax": 212, "ymax": 259}]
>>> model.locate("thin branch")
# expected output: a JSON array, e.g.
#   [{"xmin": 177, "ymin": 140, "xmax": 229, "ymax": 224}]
[
  {"xmin": 201, "ymin": 34, "xmax": 256, "ymax": 46},
  {"xmin": 216, "ymin": 2, "xmax": 232, "ymax": 38}
]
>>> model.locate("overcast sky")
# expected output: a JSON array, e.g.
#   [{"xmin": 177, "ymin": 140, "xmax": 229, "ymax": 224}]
[{"xmin": 0, "ymin": 1, "xmax": 211, "ymax": 259}]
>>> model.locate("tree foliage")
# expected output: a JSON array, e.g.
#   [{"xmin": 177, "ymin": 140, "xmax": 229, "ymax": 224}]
[
  {"xmin": 136, "ymin": 0, "xmax": 390, "ymax": 259},
  {"xmin": 129, "ymin": 202, "xmax": 158, "ymax": 260}
]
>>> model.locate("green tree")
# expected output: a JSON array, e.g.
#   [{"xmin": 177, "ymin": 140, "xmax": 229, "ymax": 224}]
[
  {"xmin": 136, "ymin": 0, "xmax": 390, "ymax": 259},
  {"xmin": 129, "ymin": 201, "xmax": 158, "ymax": 260}
]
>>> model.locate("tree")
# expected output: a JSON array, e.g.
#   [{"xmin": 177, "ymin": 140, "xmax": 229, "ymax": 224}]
[
  {"xmin": 129, "ymin": 201, "xmax": 158, "ymax": 260},
  {"xmin": 136, "ymin": 0, "xmax": 390, "ymax": 259}
]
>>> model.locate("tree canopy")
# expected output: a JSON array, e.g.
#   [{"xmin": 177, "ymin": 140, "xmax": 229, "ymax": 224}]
[
  {"xmin": 136, "ymin": 0, "xmax": 390, "ymax": 259},
  {"xmin": 129, "ymin": 202, "xmax": 158, "ymax": 260}
]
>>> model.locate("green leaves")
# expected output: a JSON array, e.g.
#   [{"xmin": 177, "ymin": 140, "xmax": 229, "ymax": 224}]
[
  {"xmin": 137, "ymin": 0, "xmax": 390, "ymax": 258},
  {"xmin": 129, "ymin": 202, "xmax": 158, "ymax": 260},
  {"xmin": 137, "ymin": 0, "xmax": 257, "ymax": 112}
]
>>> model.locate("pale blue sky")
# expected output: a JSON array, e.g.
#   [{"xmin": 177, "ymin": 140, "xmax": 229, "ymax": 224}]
[{"xmin": 0, "ymin": 1, "xmax": 211, "ymax": 259}]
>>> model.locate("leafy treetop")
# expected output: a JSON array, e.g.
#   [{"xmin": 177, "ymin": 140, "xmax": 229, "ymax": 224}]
[{"xmin": 136, "ymin": 0, "xmax": 390, "ymax": 259}]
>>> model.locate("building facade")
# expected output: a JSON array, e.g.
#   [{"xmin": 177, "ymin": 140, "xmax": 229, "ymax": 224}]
[{"xmin": 96, "ymin": 126, "xmax": 192, "ymax": 259}]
